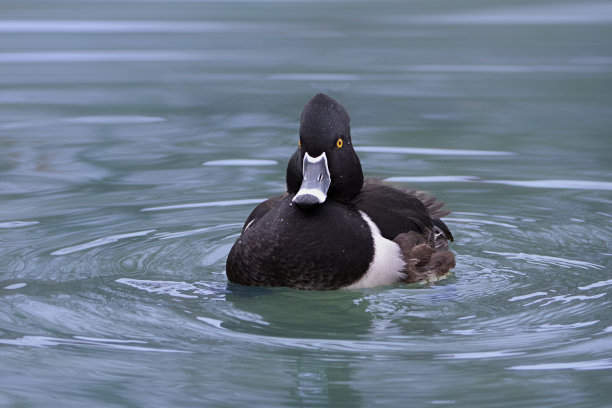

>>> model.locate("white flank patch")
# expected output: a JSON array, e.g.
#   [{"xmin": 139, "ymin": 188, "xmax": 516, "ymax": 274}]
[{"xmin": 344, "ymin": 212, "xmax": 406, "ymax": 289}]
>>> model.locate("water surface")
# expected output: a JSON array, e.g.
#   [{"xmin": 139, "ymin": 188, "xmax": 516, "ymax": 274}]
[{"xmin": 1, "ymin": 0, "xmax": 612, "ymax": 406}]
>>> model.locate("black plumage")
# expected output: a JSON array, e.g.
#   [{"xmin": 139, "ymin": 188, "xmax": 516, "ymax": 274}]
[{"xmin": 226, "ymin": 93, "xmax": 455, "ymax": 289}]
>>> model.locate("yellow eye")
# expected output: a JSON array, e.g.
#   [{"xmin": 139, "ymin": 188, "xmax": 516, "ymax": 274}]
[
  {"xmin": 298, "ymin": 139, "xmax": 301, "ymax": 149},
  {"xmin": 336, "ymin": 138, "xmax": 343, "ymax": 148}
]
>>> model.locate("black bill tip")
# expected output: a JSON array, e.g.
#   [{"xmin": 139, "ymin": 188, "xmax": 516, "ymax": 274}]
[{"xmin": 292, "ymin": 193, "xmax": 321, "ymax": 209}]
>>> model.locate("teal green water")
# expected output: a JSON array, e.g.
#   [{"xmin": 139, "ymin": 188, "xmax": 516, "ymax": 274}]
[{"xmin": 1, "ymin": 1, "xmax": 612, "ymax": 406}]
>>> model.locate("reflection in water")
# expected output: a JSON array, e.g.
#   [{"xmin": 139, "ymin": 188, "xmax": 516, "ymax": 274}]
[
  {"xmin": 292, "ymin": 353, "xmax": 362, "ymax": 407},
  {"xmin": 223, "ymin": 285, "xmax": 372, "ymax": 340}
]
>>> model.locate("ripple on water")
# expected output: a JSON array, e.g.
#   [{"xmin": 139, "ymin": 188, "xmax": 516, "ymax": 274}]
[
  {"xmin": 0, "ymin": 221, "xmax": 40, "ymax": 228},
  {"xmin": 140, "ymin": 198, "xmax": 266, "ymax": 212},
  {"xmin": 116, "ymin": 278, "xmax": 227, "ymax": 299},
  {"xmin": 383, "ymin": 173, "xmax": 612, "ymax": 192},
  {"xmin": 386, "ymin": 176, "xmax": 479, "ymax": 183},
  {"xmin": 3, "ymin": 283, "xmax": 27, "ymax": 290},
  {"xmin": 523, "ymin": 293, "xmax": 607, "ymax": 307},
  {"xmin": 508, "ymin": 292, "xmax": 548, "ymax": 302},
  {"xmin": 446, "ymin": 217, "xmax": 518, "ymax": 229},
  {"xmin": 0, "ymin": 335, "xmax": 188, "ymax": 353},
  {"xmin": 356, "ymin": 146, "xmax": 515, "ymax": 156},
  {"xmin": 509, "ymin": 359, "xmax": 612, "ymax": 371},
  {"xmin": 481, "ymin": 179, "xmax": 612, "ymax": 190},
  {"xmin": 153, "ymin": 223, "xmax": 242, "ymax": 240},
  {"xmin": 534, "ymin": 320, "xmax": 600, "ymax": 332},
  {"xmin": 62, "ymin": 116, "xmax": 166, "ymax": 124},
  {"xmin": 437, "ymin": 350, "xmax": 526, "ymax": 359},
  {"xmin": 202, "ymin": 159, "xmax": 278, "ymax": 166},
  {"xmin": 109, "ymin": 224, "xmax": 237, "ymax": 281},
  {"xmin": 3, "ymin": 180, "xmax": 609, "ymax": 391},
  {"xmin": 579, "ymin": 279, "xmax": 612, "ymax": 290},
  {"xmin": 2, "ymin": 213, "xmax": 241, "ymax": 283},
  {"xmin": 51, "ymin": 230, "xmax": 157, "ymax": 256},
  {"xmin": 484, "ymin": 251, "xmax": 604, "ymax": 270}
]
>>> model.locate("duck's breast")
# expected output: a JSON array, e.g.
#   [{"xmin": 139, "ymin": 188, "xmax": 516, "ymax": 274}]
[{"xmin": 226, "ymin": 195, "xmax": 375, "ymax": 290}]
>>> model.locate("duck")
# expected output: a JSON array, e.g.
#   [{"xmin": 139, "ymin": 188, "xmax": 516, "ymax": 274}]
[{"xmin": 226, "ymin": 93, "xmax": 455, "ymax": 290}]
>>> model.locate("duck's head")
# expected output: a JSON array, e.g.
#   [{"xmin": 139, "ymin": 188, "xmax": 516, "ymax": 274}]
[{"xmin": 286, "ymin": 93, "xmax": 364, "ymax": 209}]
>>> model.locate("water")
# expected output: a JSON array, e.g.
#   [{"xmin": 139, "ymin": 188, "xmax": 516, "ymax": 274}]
[{"xmin": 1, "ymin": 0, "xmax": 612, "ymax": 406}]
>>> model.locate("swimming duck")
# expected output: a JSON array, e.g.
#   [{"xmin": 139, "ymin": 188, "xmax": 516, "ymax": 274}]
[{"xmin": 226, "ymin": 93, "xmax": 455, "ymax": 290}]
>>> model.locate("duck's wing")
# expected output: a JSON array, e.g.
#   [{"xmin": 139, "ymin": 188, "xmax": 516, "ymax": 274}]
[
  {"xmin": 353, "ymin": 179, "xmax": 436, "ymax": 240},
  {"xmin": 242, "ymin": 193, "xmax": 287, "ymax": 232},
  {"xmin": 409, "ymin": 188, "xmax": 454, "ymax": 242},
  {"xmin": 353, "ymin": 179, "xmax": 455, "ymax": 283}
]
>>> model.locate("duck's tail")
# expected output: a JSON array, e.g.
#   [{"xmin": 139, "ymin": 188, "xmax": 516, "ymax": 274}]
[{"xmin": 393, "ymin": 230, "xmax": 456, "ymax": 284}]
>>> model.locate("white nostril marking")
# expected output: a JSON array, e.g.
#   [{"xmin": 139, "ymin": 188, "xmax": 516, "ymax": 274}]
[{"xmin": 318, "ymin": 173, "xmax": 323, "ymax": 182}]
